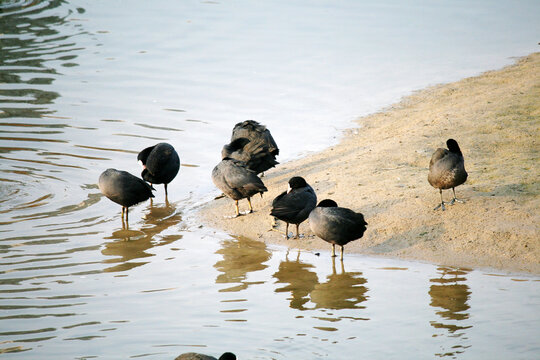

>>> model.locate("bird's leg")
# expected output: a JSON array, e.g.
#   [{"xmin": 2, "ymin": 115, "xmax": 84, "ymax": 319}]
[
  {"xmin": 449, "ymin": 187, "xmax": 465, "ymax": 205},
  {"xmin": 164, "ymin": 183, "xmax": 168, "ymax": 197},
  {"xmin": 125, "ymin": 207, "xmax": 129, "ymax": 223},
  {"xmin": 121, "ymin": 206, "xmax": 125, "ymax": 219},
  {"xmin": 285, "ymin": 222, "xmax": 290, "ymax": 239},
  {"xmin": 433, "ymin": 189, "xmax": 446, "ymax": 211},
  {"xmin": 331, "ymin": 244, "xmax": 336, "ymax": 257},
  {"xmin": 224, "ymin": 201, "xmax": 241, "ymax": 219},
  {"xmin": 295, "ymin": 224, "xmax": 300, "ymax": 239},
  {"xmin": 247, "ymin": 197, "xmax": 253, "ymax": 213},
  {"xmin": 340, "ymin": 245, "xmax": 344, "ymax": 261}
]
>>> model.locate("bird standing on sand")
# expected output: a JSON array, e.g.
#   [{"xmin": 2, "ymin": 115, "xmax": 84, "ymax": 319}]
[
  {"xmin": 222, "ymin": 120, "xmax": 279, "ymax": 174},
  {"xmin": 175, "ymin": 352, "xmax": 236, "ymax": 360},
  {"xmin": 271, "ymin": 176, "xmax": 317, "ymax": 239},
  {"xmin": 137, "ymin": 142, "xmax": 180, "ymax": 197},
  {"xmin": 309, "ymin": 199, "xmax": 368, "ymax": 261},
  {"xmin": 212, "ymin": 157, "xmax": 268, "ymax": 217},
  {"xmin": 427, "ymin": 138, "xmax": 468, "ymax": 211},
  {"xmin": 98, "ymin": 168, "xmax": 155, "ymax": 222}
]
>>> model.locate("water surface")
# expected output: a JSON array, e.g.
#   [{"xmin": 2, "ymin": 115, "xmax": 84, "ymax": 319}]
[{"xmin": 1, "ymin": 0, "xmax": 539, "ymax": 358}]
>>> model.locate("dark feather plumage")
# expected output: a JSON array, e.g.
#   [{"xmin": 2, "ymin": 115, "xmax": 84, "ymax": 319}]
[
  {"xmin": 309, "ymin": 199, "xmax": 368, "ymax": 260},
  {"xmin": 212, "ymin": 158, "xmax": 267, "ymax": 216},
  {"xmin": 270, "ymin": 176, "xmax": 317, "ymax": 238},
  {"xmin": 137, "ymin": 142, "xmax": 180, "ymax": 196},
  {"xmin": 428, "ymin": 139, "xmax": 467, "ymax": 210},
  {"xmin": 98, "ymin": 168, "xmax": 155, "ymax": 221},
  {"xmin": 175, "ymin": 352, "xmax": 236, "ymax": 360},
  {"xmin": 222, "ymin": 120, "xmax": 279, "ymax": 174}
]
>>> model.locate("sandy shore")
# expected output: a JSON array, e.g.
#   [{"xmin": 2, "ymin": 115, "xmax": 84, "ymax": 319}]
[{"xmin": 199, "ymin": 53, "xmax": 540, "ymax": 274}]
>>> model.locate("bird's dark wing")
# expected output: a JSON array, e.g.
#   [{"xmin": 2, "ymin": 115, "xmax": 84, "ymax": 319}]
[{"xmin": 270, "ymin": 187, "xmax": 316, "ymax": 220}]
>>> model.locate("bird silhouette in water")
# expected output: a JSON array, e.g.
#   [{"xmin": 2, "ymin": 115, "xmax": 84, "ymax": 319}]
[
  {"xmin": 222, "ymin": 120, "xmax": 279, "ymax": 175},
  {"xmin": 271, "ymin": 176, "xmax": 317, "ymax": 239},
  {"xmin": 212, "ymin": 157, "xmax": 267, "ymax": 217},
  {"xmin": 137, "ymin": 142, "xmax": 180, "ymax": 198},
  {"xmin": 428, "ymin": 138, "xmax": 468, "ymax": 211},
  {"xmin": 309, "ymin": 199, "xmax": 368, "ymax": 261},
  {"xmin": 98, "ymin": 168, "xmax": 154, "ymax": 223}
]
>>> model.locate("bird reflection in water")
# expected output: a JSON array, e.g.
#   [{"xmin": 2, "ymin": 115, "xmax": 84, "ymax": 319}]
[
  {"xmin": 273, "ymin": 250, "xmax": 319, "ymax": 310},
  {"xmin": 310, "ymin": 258, "xmax": 369, "ymax": 311},
  {"xmin": 101, "ymin": 201, "xmax": 182, "ymax": 272},
  {"xmin": 429, "ymin": 267, "xmax": 472, "ymax": 358},
  {"xmin": 273, "ymin": 254, "xmax": 369, "ymax": 315},
  {"xmin": 214, "ymin": 236, "xmax": 271, "ymax": 292}
]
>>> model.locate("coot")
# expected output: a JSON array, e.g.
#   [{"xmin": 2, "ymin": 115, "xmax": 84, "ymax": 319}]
[
  {"xmin": 222, "ymin": 120, "xmax": 279, "ymax": 174},
  {"xmin": 137, "ymin": 142, "xmax": 180, "ymax": 196},
  {"xmin": 212, "ymin": 157, "xmax": 267, "ymax": 217},
  {"xmin": 309, "ymin": 199, "xmax": 368, "ymax": 260},
  {"xmin": 98, "ymin": 168, "xmax": 155, "ymax": 222},
  {"xmin": 427, "ymin": 139, "xmax": 468, "ymax": 210},
  {"xmin": 175, "ymin": 352, "xmax": 236, "ymax": 360},
  {"xmin": 270, "ymin": 176, "xmax": 317, "ymax": 239}
]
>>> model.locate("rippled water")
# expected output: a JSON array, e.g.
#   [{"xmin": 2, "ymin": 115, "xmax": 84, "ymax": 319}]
[{"xmin": 1, "ymin": 0, "xmax": 539, "ymax": 358}]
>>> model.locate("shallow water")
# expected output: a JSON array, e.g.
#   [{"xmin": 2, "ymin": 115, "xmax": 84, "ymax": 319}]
[{"xmin": 1, "ymin": 0, "xmax": 539, "ymax": 358}]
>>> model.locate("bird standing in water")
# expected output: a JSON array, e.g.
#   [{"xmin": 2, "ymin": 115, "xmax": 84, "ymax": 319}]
[
  {"xmin": 137, "ymin": 142, "xmax": 180, "ymax": 198},
  {"xmin": 270, "ymin": 176, "xmax": 317, "ymax": 239},
  {"xmin": 428, "ymin": 138, "xmax": 468, "ymax": 211},
  {"xmin": 98, "ymin": 168, "xmax": 155, "ymax": 223}
]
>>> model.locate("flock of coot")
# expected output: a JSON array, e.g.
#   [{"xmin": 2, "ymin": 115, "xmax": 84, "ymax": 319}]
[
  {"xmin": 98, "ymin": 120, "xmax": 467, "ymax": 260},
  {"xmin": 98, "ymin": 120, "xmax": 467, "ymax": 360}
]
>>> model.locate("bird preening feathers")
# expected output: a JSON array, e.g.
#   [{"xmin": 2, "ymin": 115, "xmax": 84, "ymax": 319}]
[{"xmin": 221, "ymin": 120, "xmax": 279, "ymax": 175}]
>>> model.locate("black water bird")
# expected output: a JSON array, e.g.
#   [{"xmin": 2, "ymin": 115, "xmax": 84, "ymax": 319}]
[
  {"xmin": 270, "ymin": 176, "xmax": 317, "ymax": 239},
  {"xmin": 222, "ymin": 120, "xmax": 279, "ymax": 174},
  {"xmin": 137, "ymin": 142, "xmax": 180, "ymax": 197},
  {"xmin": 427, "ymin": 138, "xmax": 468, "ymax": 211},
  {"xmin": 175, "ymin": 352, "xmax": 236, "ymax": 360},
  {"xmin": 98, "ymin": 168, "xmax": 155, "ymax": 222},
  {"xmin": 212, "ymin": 157, "xmax": 268, "ymax": 217},
  {"xmin": 308, "ymin": 199, "xmax": 368, "ymax": 261}
]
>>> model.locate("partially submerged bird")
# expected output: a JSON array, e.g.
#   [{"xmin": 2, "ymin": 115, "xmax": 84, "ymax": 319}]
[
  {"xmin": 212, "ymin": 157, "xmax": 268, "ymax": 217},
  {"xmin": 427, "ymin": 138, "xmax": 468, "ymax": 211},
  {"xmin": 270, "ymin": 176, "xmax": 317, "ymax": 239},
  {"xmin": 137, "ymin": 142, "xmax": 180, "ymax": 197},
  {"xmin": 309, "ymin": 199, "xmax": 368, "ymax": 261},
  {"xmin": 175, "ymin": 352, "xmax": 236, "ymax": 360},
  {"xmin": 222, "ymin": 120, "xmax": 279, "ymax": 174},
  {"xmin": 98, "ymin": 168, "xmax": 155, "ymax": 222}
]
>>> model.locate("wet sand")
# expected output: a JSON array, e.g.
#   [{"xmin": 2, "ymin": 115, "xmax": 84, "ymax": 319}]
[{"xmin": 199, "ymin": 53, "xmax": 540, "ymax": 274}]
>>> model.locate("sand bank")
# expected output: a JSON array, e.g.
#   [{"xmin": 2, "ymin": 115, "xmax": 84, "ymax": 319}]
[{"xmin": 199, "ymin": 53, "xmax": 540, "ymax": 274}]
